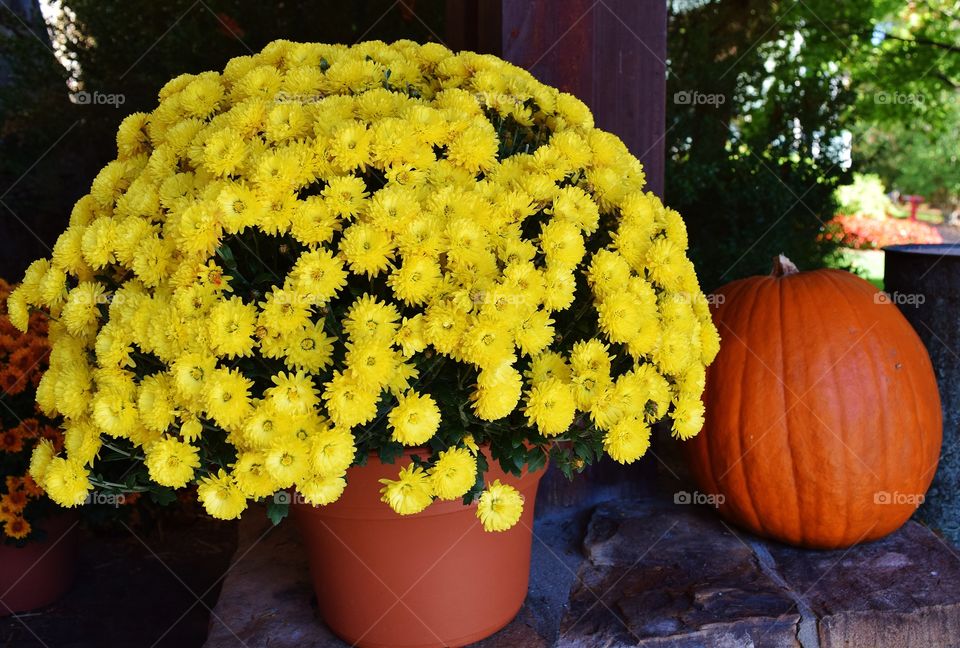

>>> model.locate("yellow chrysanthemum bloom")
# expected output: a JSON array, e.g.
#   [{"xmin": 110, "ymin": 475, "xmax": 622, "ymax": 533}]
[
  {"xmin": 298, "ymin": 473, "xmax": 347, "ymax": 506},
  {"xmin": 197, "ymin": 470, "xmax": 247, "ymax": 520},
  {"xmin": 524, "ymin": 378, "xmax": 576, "ymax": 437},
  {"xmin": 603, "ymin": 417, "xmax": 652, "ymax": 464},
  {"xmin": 379, "ymin": 464, "xmax": 433, "ymax": 515},
  {"xmin": 309, "ymin": 427, "xmax": 356, "ymax": 477},
  {"xmin": 388, "ymin": 391, "xmax": 441, "ymax": 446},
  {"xmin": 476, "ymin": 480, "xmax": 524, "ymax": 532},
  {"xmin": 429, "ymin": 447, "xmax": 477, "ymax": 501},
  {"xmin": 42, "ymin": 457, "xmax": 92, "ymax": 508},
  {"xmin": 12, "ymin": 40, "xmax": 717, "ymax": 526},
  {"xmin": 145, "ymin": 437, "xmax": 201, "ymax": 488}
]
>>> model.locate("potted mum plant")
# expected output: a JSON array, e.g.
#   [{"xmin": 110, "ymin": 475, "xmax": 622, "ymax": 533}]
[
  {"xmin": 0, "ymin": 279, "xmax": 78, "ymax": 615},
  {"xmin": 10, "ymin": 40, "xmax": 718, "ymax": 646}
]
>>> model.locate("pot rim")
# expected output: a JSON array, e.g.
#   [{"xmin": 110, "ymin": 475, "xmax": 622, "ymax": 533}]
[{"xmin": 292, "ymin": 444, "xmax": 547, "ymax": 520}]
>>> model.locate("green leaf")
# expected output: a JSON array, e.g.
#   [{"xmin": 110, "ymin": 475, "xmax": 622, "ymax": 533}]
[
  {"xmin": 267, "ymin": 498, "xmax": 290, "ymax": 526},
  {"xmin": 217, "ymin": 244, "xmax": 235, "ymax": 265},
  {"xmin": 526, "ymin": 449, "xmax": 547, "ymax": 473},
  {"xmin": 149, "ymin": 487, "xmax": 178, "ymax": 506}
]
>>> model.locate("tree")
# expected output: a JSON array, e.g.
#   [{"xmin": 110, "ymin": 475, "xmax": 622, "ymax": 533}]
[{"xmin": 666, "ymin": 0, "xmax": 959, "ymax": 288}]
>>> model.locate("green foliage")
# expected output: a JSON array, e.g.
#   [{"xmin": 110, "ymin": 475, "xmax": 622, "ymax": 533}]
[
  {"xmin": 0, "ymin": 1, "xmax": 447, "ymax": 278},
  {"xmin": 667, "ymin": 0, "xmax": 960, "ymax": 287},
  {"xmin": 667, "ymin": 0, "xmax": 859, "ymax": 287},
  {"xmin": 668, "ymin": 151, "xmax": 840, "ymax": 288},
  {"xmin": 834, "ymin": 173, "xmax": 893, "ymax": 218},
  {"xmin": 854, "ymin": 105, "xmax": 960, "ymax": 205}
]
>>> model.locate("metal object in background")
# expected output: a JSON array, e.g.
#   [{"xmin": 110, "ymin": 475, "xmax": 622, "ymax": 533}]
[{"xmin": 884, "ymin": 243, "xmax": 960, "ymax": 544}]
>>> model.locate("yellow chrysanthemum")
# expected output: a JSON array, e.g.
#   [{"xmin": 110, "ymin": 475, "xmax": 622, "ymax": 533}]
[
  {"xmin": 266, "ymin": 370, "xmax": 319, "ymax": 416},
  {"xmin": 264, "ymin": 438, "xmax": 310, "ymax": 488},
  {"xmin": 476, "ymin": 479, "xmax": 523, "ymax": 532},
  {"xmin": 198, "ymin": 470, "xmax": 247, "ymax": 520},
  {"xmin": 429, "ymin": 447, "xmax": 477, "ymax": 500},
  {"xmin": 29, "ymin": 438, "xmax": 57, "ymax": 484},
  {"xmin": 287, "ymin": 248, "xmax": 347, "ymax": 304},
  {"xmin": 340, "ymin": 222, "xmax": 394, "ymax": 278},
  {"xmin": 204, "ymin": 368, "xmax": 253, "ymax": 429},
  {"xmin": 343, "ymin": 293, "xmax": 400, "ymax": 343},
  {"xmin": 232, "ymin": 451, "xmax": 280, "ymax": 498},
  {"xmin": 209, "ymin": 297, "xmax": 257, "ymax": 358},
  {"xmin": 379, "ymin": 464, "xmax": 433, "ymax": 515},
  {"xmin": 388, "ymin": 391, "xmax": 441, "ymax": 446},
  {"xmin": 297, "ymin": 473, "xmax": 347, "ymax": 506},
  {"xmin": 524, "ymin": 378, "xmax": 576, "ymax": 437},
  {"xmin": 603, "ymin": 417, "xmax": 652, "ymax": 464},
  {"xmin": 388, "ymin": 255, "xmax": 442, "ymax": 305},
  {"xmin": 309, "ymin": 427, "xmax": 356, "ymax": 476},
  {"xmin": 12, "ymin": 40, "xmax": 716, "ymax": 531},
  {"xmin": 470, "ymin": 366, "xmax": 523, "ymax": 421},
  {"xmin": 145, "ymin": 436, "xmax": 200, "ymax": 488},
  {"xmin": 344, "ymin": 339, "xmax": 399, "ymax": 390},
  {"xmin": 43, "ymin": 457, "xmax": 92, "ymax": 508},
  {"xmin": 322, "ymin": 370, "xmax": 380, "ymax": 429}
]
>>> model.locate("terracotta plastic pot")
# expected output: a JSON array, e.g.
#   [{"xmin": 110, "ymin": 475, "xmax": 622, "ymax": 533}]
[
  {"xmin": 0, "ymin": 511, "xmax": 78, "ymax": 616},
  {"xmin": 292, "ymin": 448, "xmax": 545, "ymax": 648}
]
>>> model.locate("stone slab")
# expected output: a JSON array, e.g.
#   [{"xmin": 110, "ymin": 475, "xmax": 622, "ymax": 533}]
[
  {"xmin": 206, "ymin": 497, "xmax": 960, "ymax": 648},
  {"xmin": 768, "ymin": 521, "xmax": 960, "ymax": 648},
  {"xmin": 556, "ymin": 500, "xmax": 800, "ymax": 647},
  {"xmin": 203, "ymin": 505, "xmax": 587, "ymax": 648}
]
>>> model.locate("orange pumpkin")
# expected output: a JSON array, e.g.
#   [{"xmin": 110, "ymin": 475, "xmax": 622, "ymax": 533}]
[{"xmin": 684, "ymin": 255, "xmax": 942, "ymax": 549}]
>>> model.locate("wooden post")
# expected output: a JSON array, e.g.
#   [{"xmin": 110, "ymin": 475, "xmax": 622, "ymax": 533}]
[
  {"xmin": 447, "ymin": 1, "xmax": 671, "ymax": 508},
  {"xmin": 446, "ymin": 1, "xmax": 667, "ymax": 196}
]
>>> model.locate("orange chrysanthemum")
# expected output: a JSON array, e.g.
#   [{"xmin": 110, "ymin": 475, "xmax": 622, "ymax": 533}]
[{"xmin": 3, "ymin": 516, "xmax": 31, "ymax": 540}]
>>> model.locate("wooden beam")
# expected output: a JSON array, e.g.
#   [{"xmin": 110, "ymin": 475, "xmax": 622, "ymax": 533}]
[
  {"xmin": 444, "ymin": 0, "xmax": 502, "ymax": 55},
  {"xmin": 500, "ymin": 0, "xmax": 667, "ymax": 196}
]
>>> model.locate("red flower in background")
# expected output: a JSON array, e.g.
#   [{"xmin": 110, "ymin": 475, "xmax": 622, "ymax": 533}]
[
  {"xmin": 216, "ymin": 12, "xmax": 245, "ymax": 40},
  {"xmin": 823, "ymin": 214, "xmax": 944, "ymax": 250}
]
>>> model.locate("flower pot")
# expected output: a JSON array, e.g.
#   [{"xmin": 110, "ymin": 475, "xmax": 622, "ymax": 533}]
[
  {"xmin": 292, "ymin": 449, "xmax": 545, "ymax": 648},
  {"xmin": 0, "ymin": 512, "xmax": 78, "ymax": 616}
]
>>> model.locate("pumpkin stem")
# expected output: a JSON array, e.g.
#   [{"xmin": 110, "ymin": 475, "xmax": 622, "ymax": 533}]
[{"xmin": 771, "ymin": 254, "xmax": 800, "ymax": 277}]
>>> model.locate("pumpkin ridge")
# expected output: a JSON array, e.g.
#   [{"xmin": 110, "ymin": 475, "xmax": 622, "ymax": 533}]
[
  {"xmin": 778, "ymin": 272, "xmax": 805, "ymax": 545},
  {"xmin": 729, "ymin": 277, "xmax": 768, "ymax": 532},
  {"xmin": 795, "ymin": 272, "xmax": 841, "ymax": 544},
  {"xmin": 817, "ymin": 270, "xmax": 866, "ymax": 545},
  {"xmin": 701, "ymin": 279, "xmax": 751, "ymax": 498}
]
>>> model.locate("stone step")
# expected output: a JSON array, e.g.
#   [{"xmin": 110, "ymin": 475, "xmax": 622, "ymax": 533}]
[{"xmin": 205, "ymin": 498, "xmax": 960, "ymax": 647}]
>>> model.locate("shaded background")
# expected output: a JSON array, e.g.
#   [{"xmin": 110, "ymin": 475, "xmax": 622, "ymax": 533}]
[{"xmin": 2, "ymin": 0, "xmax": 958, "ymax": 290}]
